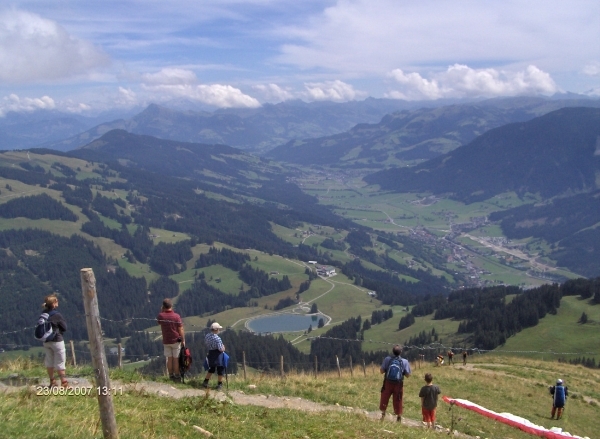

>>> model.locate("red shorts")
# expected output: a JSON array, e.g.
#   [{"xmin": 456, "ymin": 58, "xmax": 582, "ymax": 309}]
[{"xmin": 422, "ymin": 407, "xmax": 436, "ymax": 423}]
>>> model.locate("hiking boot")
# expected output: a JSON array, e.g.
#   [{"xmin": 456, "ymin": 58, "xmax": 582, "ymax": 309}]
[
  {"xmin": 216, "ymin": 383, "xmax": 223, "ymax": 391},
  {"xmin": 396, "ymin": 415, "xmax": 402, "ymax": 423},
  {"xmin": 172, "ymin": 375, "xmax": 182, "ymax": 383},
  {"xmin": 201, "ymin": 381, "xmax": 209, "ymax": 389},
  {"xmin": 380, "ymin": 412, "xmax": 385, "ymax": 421}
]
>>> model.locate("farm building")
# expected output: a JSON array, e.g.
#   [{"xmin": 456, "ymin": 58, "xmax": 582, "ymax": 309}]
[{"xmin": 316, "ymin": 265, "xmax": 336, "ymax": 276}]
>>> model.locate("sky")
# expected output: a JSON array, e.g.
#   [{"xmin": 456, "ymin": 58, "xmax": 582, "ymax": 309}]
[{"xmin": 0, "ymin": 0, "xmax": 599, "ymax": 116}]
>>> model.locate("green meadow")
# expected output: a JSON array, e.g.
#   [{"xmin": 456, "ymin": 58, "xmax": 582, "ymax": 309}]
[{"xmin": 1, "ymin": 355, "xmax": 598, "ymax": 439}]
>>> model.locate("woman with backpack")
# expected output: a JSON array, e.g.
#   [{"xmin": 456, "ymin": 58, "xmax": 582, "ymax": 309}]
[{"xmin": 40, "ymin": 294, "xmax": 69, "ymax": 388}]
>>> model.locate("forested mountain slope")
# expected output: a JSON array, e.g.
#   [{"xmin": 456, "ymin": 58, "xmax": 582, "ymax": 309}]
[
  {"xmin": 364, "ymin": 107, "xmax": 600, "ymax": 202},
  {"xmin": 267, "ymin": 97, "xmax": 600, "ymax": 167}
]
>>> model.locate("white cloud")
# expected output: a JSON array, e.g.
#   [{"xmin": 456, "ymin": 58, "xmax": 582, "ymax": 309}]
[
  {"xmin": 141, "ymin": 68, "xmax": 197, "ymax": 86},
  {"xmin": 0, "ymin": 9, "xmax": 110, "ymax": 83},
  {"xmin": 115, "ymin": 87, "xmax": 137, "ymax": 107},
  {"xmin": 387, "ymin": 70, "xmax": 442, "ymax": 100},
  {"xmin": 583, "ymin": 62, "xmax": 600, "ymax": 76},
  {"xmin": 141, "ymin": 68, "xmax": 260, "ymax": 108},
  {"xmin": 252, "ymin": 83, "xmax": 294, "ymax": 102},
  {"xmin": 60, "ymin": 100, "xmax": 92, "ymax": 114},
  {"xmin": 386, "ymin": 65, "xmax": 558, "ymax": 100},
  {"xmin": 303, "ymin": 80, "xmax": 364, "ymax": 102},
  {"xmin": 0, "ymin": 93, "xmax": 55, "ymax": 117},
  {"xmin": 586, "ymin": 87, "xmax": 600, "ymax": 97},
  {"xmin": 275, "ymin": 0, "xmax": 600, "ymax": 84}
]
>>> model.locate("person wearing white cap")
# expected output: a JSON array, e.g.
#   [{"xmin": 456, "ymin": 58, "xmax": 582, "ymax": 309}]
[
  {"xmin": 202, "ymin": 322, "xmax": 226, "ymax": 390},
  {"xmin": 549, "ymin": 378, "xmax": 568, "ymax": 419}
]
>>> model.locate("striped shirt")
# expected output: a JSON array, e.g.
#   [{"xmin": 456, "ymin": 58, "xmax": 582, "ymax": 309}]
[{"xmin": 205, "ymin": 332, "xmax": 224, "ymax": 351}]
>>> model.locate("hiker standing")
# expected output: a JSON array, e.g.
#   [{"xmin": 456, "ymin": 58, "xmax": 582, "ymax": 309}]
[
  {"xmin": 462, "ymin": 350, "xmax": 468, "ymax": 365},
  {"xmin": 447, "ymin": 350, "xmax": 454, "ymax": 365},
  {"xmin": 419, "ymin": 373, "xmax": 441, "ymax": 428},
  {"xmin": 379, "ymin": 344, "xmax": 411, "ymax": 423},
  {"xmin": 41, "ymin": 294, "xmax": 69, "ymax": 388},
  {"xmin": 202, "ymin": 322, "xmax": 226, "ymax": 390},
  {"xmin": 157, "ymin": 298, "xmax": 185, "ymax": 382},
  {"xmin": 549, "ymin": 379, "xmax": 568, "ymax": 419}
]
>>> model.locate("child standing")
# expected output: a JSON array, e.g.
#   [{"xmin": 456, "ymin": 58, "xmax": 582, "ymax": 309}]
[{"xmin": 419, "ymin": 373, "xmax": 441, "ymax": 428}]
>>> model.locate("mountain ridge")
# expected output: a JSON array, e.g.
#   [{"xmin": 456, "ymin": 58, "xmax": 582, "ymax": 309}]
[
  {"xmin": 267, "ymin": 97, "xmax": 600, "ymax": 167},
  {"xmin": 364, "ymin": 107, "xmax": 600, "ymax": 202},
  {"xmin": 42, "ymin": 98, "xmax": 445, "ymax": 153}
]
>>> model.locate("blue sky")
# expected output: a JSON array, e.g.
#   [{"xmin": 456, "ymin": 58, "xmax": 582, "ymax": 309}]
[{"xmin": 0, "ymin": 0, "xmax": 599, "ymax": 116}]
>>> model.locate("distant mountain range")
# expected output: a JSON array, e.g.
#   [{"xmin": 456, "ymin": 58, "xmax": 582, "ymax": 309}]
[
  {"xmin": 0, "ymin": 108, "xmax": 138, "ymax": 151},
  {"xmin": 267, "ymin": 96, "xmax": 600, "ymax": 167},
  {"xmin": 364, "ymin": 107, "xmax": 600, "ymax": 202},
  {"xmin": 3, "ymin": 95, "xmax": 599, "ymax": 159},
  {"xmin": 40, "ymin": 98, "xmax": 449, "ymax": 154}
]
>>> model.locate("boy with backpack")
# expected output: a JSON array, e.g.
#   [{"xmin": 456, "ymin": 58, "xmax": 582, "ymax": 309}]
[
  {"xmin": 419, "ymin": 373, "xmax": 441, "ymax": 428},
  {"xmin": 549, "ymin": 379, "xmax": 568, "ymax": 419},
  {"xmin": 379, "ymin": 344, "xmax": 411, "ymax": 422}
]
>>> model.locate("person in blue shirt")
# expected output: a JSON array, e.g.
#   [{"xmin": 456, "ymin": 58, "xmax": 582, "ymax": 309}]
[
  {"xmin": 549, "ymin": 378, "xmax": 568, "ymax": 419},
  {"xmin": 379, "ymin": 344, "xmax": 411, "ymax": 422}
]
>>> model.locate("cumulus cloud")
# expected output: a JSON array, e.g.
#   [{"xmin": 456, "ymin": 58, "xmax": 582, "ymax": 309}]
[
  {"xmin": 0, "ymin": 93, "xmax": 55, "ymax": 117},
  {"xmin": 0, "ymin": 9, "xmax": 110, "ymax": 83},
  {"xmin": 113, "ymin": 87, "xmax": 138, "ymax": 108},
  {"xmin": 583, "ymin": 62, "xmax": 600, "ymax": 76},
  {"xmin": 386, "ymin": 65, "xmax": 558, "ymax": 100},
  {"xmin": 141, "ymin": 68, "xmax": 260, "ymax": 108},
  {"xmin": 275, "ymin": 0, "xmax": 600, "ymax": 81},
  {"xmin": 586, "ymin": 87, "xmax": 600, "ymax": 97},
  {"xmin": 60, "ymin": 101, "xmax": 92, "ymax": 114},
  {"xmin": 141, "ymin": 68, "xmax": 198, "ymax": 86},
  {"xmin": 302, "ymin": 80, "xmax": 365, "ymax": 102},
  {"xmin": 387, "ymin": 70, "xmax": 442, "ymax": 100},
  {"xmin": 252, "ymin": 83, "xmax": 294, "ymax": 102}
]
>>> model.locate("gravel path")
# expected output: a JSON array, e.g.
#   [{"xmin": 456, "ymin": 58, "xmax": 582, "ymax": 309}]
[{"xmin": 1, "ymin": 377, "xmax": 462, "ymax": 434}]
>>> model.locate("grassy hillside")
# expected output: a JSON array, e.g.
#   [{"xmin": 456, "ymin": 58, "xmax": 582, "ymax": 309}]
[
  {"xmin": 496, "ymin": 296, "xmax": 600, "ymax": 362},
  {"xmin": 0, "ymin": 355, "xmax": 598, "ymax": 438}
]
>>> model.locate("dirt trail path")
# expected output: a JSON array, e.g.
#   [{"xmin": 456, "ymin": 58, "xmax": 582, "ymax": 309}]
[{"xmin": 1, "ymin": 377, "xmax": 465, "ymax": 435}]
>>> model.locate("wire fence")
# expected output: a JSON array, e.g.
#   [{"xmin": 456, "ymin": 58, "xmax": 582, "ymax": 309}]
[{"xmin": 1, "ymin": 315, "xmax": 597, "ymax": 376}]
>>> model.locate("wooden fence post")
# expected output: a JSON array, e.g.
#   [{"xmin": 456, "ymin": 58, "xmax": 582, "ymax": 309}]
[
  {"xmin": 349, "ymin": 355, "xmax": 353, "ymax": 378},
  {"xmin": 70, "ymin": 340, "xmax": 77, "ymax": 367},
  {"xmin": 81, "ymin": 268, "xmax": 119, "ymax": 439},
  {"xmin": 335, "ymin": 355, "xmax": 341, "ymax": 378},
  {"xmin": 280, "ymin": 355, "xmax": 284, "ymax": 378},
  {"xmin": 362, "ymin": 359, "xmax": 367, "ymax": 377},
  {"xmin": 242, "ymin": 351, "xmax": 247, "ymax": 380},
  {"xmin": 314, "ymin": 355, "xmax": 318, "ymax": 379},
  {"xmin": 117, "ymin": 343, "xmax": 122, "ymax": 369}
]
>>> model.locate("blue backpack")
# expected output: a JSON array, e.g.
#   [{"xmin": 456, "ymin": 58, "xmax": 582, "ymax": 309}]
[
  {"xmin": 34, "ymin": 310, "xmax": 58, "ymax": 342},
  {"xmin": 386, "ymin": 356, "xmax": 404, "ymax": 382},
  {"xmin": 553, "ymin": 385, "xmax": 566, "ymax": 407}
]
